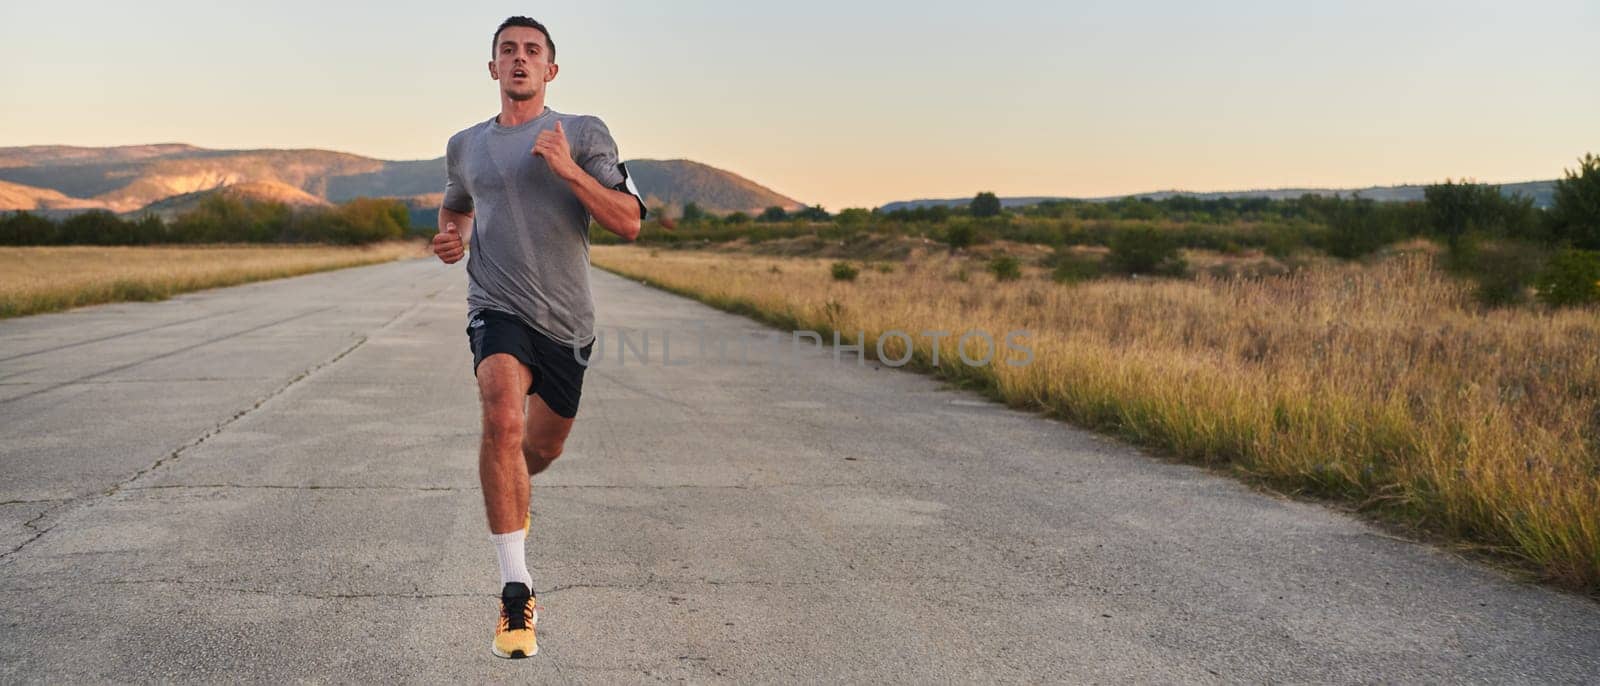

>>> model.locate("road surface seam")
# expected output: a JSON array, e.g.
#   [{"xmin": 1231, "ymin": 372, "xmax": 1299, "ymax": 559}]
[
  {"xmin": 112, "ymin": 481, "xmax": 963, "ymax": 493},
  {"xmin": 0, "ymin": 575, "xmax": 1095, "ymax": 601},
  {"xmin": 0, "ymin": 306, "xmax": 336, "ymax": 405},
  {"xmin": 0, "ymin": 285, "xmax": 457, "ymax": 563},
  {"xmin": 0, "ymin": 333, "xmax": 368, "ymax": 562},
  {"xmin": 0, "ymin": 377, "xmax": 282, "ymax": 386},
  {"xmin": 122, "ymin": 483, "xmax": 477, "ymax": 492},
  {"xmin": 0, "ymin": 310, "xmax": 236, "ymax": 364},
  {"xmin": 0, "ymin": 497, "xmax": 72, "ymax": 506},
  {"xmin": 0, "ymin": 578, "xmax": 486, "ymax": 600}
]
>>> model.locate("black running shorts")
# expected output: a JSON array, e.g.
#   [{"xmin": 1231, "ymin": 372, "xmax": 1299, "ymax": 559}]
[{"xmin": 466, "ymin": 309, "xmax": 595, "ymax": 419}]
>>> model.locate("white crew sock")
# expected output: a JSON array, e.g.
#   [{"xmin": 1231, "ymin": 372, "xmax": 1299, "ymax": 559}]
[{"xmin": 490, "ymin": 528, "xmax": 534, "ymax": 589}]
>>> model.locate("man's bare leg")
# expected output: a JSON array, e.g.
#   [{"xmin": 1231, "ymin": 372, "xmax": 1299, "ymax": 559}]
[
  {"xmin": 478, "ymin": 354, "xmax": 532, "ymax": 535},
  {"xmin": 522, "ymin": 393, "xmax": 576, "ymax": 477},
  {"xmin": 477, "ymin": 353, "xmax": 546, "ymax": 659}
]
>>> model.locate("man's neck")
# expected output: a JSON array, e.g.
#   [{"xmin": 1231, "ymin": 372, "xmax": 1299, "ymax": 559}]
[{"xmin": 496, "ymin": 91, "xmax": 549, "ymax": 128}]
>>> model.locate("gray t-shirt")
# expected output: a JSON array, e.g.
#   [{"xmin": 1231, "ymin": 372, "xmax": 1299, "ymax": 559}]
[{"xmin": 442, "ymin": 107, "xmax": 643, "ymax": 347}]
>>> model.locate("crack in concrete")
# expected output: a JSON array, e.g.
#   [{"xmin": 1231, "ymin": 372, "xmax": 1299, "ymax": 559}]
[
  {"xmin": 0, "ymin": 336, "xmax": 359, "ymax": 562},
  {"xmin": 99, "ymin": 336, "xmax": 371, "ymax": 502},
  {"xmin": 7, "ymin": 352, "xmax": 356, "ymax": 562},
  {"xmin": 8, "ymin": 504, "xmax": 62, "ymax": 555},
  {"xmin": 1, "ymin": 292, "xmax": 448, "ymax": 564}
]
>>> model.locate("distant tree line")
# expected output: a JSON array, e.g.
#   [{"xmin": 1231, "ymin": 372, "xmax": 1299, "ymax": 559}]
[
  {"xmin": 604, "ymin": 154, "xmax": 1600, "ymax": 307},
  {"xmin": 672, "ymin": 202, "xmax": 832, "ymax": 227},
  {"xmin": 863, "ymin": 161, "xmax": 1598, "ymax": 255},
  {"xmin": 0, "ymin": 195, "xmax": 416, "ymax": 246}
]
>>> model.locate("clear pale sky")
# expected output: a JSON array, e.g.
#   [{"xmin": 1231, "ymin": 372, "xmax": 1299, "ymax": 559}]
[{"xmin": 2, "ymin": 1, "xmax": 1596, "ymax": 209}]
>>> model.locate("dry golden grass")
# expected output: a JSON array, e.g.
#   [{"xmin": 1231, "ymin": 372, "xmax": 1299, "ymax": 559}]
[
  {"xmin": 593, "ymin": 244, "xmax": 1600, "ymax": 594},
  {"xmin": 0, "ymin": 241, "xmax": 428, "ymax": 318}
]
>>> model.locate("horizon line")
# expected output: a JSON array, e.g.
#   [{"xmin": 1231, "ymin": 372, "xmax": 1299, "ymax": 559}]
[{"xmin": 0, "ymin": 139, "xmax": 1577, "ymax": 210}]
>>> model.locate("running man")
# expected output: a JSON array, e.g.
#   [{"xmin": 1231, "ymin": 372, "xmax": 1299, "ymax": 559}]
[{"xmin": 431, "ymin": 15, "xmax": 646, "ymax": 659}]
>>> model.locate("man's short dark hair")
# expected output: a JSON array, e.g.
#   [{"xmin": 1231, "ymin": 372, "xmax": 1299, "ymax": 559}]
[{"xmin": 493, "ymin": 16, "xmax": 555, "ymax": 61}]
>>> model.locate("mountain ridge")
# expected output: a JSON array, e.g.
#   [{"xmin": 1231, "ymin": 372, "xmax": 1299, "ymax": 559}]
[{"xmin": 0, "ymin": 144, "xmax": 805, "ymax": 217}]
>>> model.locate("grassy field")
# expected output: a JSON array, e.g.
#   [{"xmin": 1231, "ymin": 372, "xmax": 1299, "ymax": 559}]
[
  {"xmin": 592, "ymin": 243, "xmax": 1600, "ymax": 595},
  {"xmin": 0, "ymin": 241, "xmax": 428, "ymax": 318}
]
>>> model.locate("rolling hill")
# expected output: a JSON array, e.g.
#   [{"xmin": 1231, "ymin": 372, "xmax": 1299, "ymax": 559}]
[
  {"xmin": 0, "ymin": 144, "xmax": 805, "ymax": 218},
  {"xmin": 622, "ymin": 159, "xmax": 804, "ymax": 215},
  {"xmin": 0, "ymin": 179, "xmax": 108, "ymax": 212},
  {"xmin": 137, "ymin": 180, "xmax": 331, "ymax": 220}
]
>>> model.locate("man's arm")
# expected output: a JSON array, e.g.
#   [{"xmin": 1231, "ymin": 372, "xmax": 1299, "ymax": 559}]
[
  {"xmin": 534, "ymin": 120, "xmax": 643, "ymax": 242},
  {"xmin": 435, "ymin": 133, "xmax": 476, "ymax": 263},
  {"xmin": 558, "ymin": 166, "xmax": 641, "ymax": 241}
]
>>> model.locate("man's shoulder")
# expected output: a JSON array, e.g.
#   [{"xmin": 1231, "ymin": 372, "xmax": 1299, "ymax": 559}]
[
  {"xmin": 550, "ymin": 109, "xmax": 601, "ymax": 124},
  {"xmin": 552, "ymin": 111, "xmax": 611, "ymax": 137},
  {"xmin": 447, "ymin": 118, "xmax": 495, "ymax": 148}
]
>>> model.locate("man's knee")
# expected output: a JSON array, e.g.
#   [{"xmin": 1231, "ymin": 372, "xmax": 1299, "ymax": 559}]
[
  {"xmin": 525, "ymin": 441, "xmax": 563, "ymax": 461},
  {"xmin": 522, "ymin": 440, "xmax": 564, "ymax": 474},
  {"xmin": 483, "ymin": 405, "xmax": 525, "ymax": 446}
]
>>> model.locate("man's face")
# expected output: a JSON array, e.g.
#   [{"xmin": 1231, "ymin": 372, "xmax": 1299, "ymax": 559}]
[{"xmin": 488, "ymin": 26, "xmax": 557, "ymax": 102}]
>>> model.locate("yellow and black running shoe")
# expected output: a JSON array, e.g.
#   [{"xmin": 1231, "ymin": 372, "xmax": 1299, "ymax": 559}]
[{"xmin": 492, "ymin": 582, "xmax": 538, "ymax": 658}]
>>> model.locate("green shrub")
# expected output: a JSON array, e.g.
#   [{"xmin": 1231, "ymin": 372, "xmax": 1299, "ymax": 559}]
[
  {"xmin": 0, "ymin": 212, "xmax": 60, "ymax": 245},
  {"xmin": 1549, "ymin": 153, "xmax": 1600, "ymax": 250},
  {"xmin": 794, "ymin": 205, "xmax": 831, "ymax": 221},
  {"xmin": 1049, "ymin": 249, "xmax": 1102, "ymax": 283},
  {"xmin": 1534, "ymin": 249, "xmax": 1600, "ymax": 307},
  {"xmin": 1109, "ymin": 197, "xmax": 1161, "ymax": 220},
  {"xmin": 987, "ymin": 254, "xmax": 1021, "ymax": 281},
  {"xmin": 1323, "ymin": 196, "xmax": 1401, "ymax": 259},
  {"xmin": 680, "ymin": 202, "xmax": 708, "ymax": 225},
  {"xmin": 332, "ymin": 197, "xmax": 409, "ymax": 243},
  {"xmin": 836, "ymin": 208, "xmax": 873, "ymax": 225},
  {"xmin": 1262, "ymin": 224, "xmax": 1302, "ymax": 260},
  {"xmin": 1447, "ymin": 237, "xmax": 1549, "ymax": 307},
  {"xmin": 944, "ymin": 223, "xmax": 975, "ymax": 250},
  {"xmin": 2, "ymin": 196, "xmax": 409, "ymax": 246},
  {"xmin": 970, "ymin": 191, "xmax": 1002, "ymax": 218},
  {"xmin": 1424, "ymin": 179, "xmax": 1540, "ymax": 248},
  {"xmin": 884, "ymin": 205, "xmax": 952, "ymax": 223},
  {"xmin": 1108, "ymin": 225, "xmax": 1187, "ymax": 276},
  {"xmin": 830, "ymin": 261, "xmax": 859, "ymax": 282}
]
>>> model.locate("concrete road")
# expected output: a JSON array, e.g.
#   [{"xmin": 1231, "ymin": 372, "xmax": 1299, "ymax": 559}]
[{"xmin": 1, "ymin": 256, "xmax": 1597, "ymax": 683}]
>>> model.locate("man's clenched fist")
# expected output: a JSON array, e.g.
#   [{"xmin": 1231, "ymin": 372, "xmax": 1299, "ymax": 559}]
[
  {"xmin": 433, "ymin": 222, "xmax": 465, "ymax": 264},
  {"xmin": 533, "ymin": 120, "xmax": 581, "ymax": 182}
]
